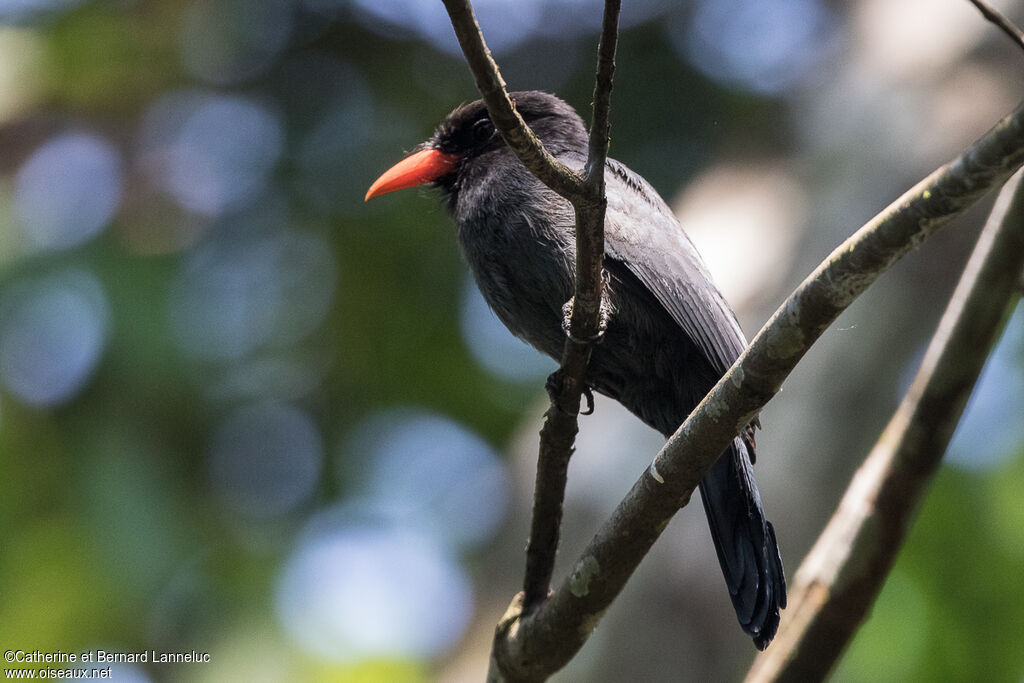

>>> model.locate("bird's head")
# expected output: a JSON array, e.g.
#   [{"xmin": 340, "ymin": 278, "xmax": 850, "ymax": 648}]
[{"xmin": 365, "ymin": 90, "xmax": 585, "ymax": 202}]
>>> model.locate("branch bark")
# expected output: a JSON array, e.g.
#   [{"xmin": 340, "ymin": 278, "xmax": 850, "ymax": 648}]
[
  {"xmin": 486, "ymin": 103, "xmax": 1024, "ymax": 680},
  {"xmin": 441, "ymin": 0, "xmax": 582, "ymax": 198},
  {"xmin": 745, "ymin": 170, "xmax": 1024, "ymax": 683},
  {"xmin": 521, "ymin": 0, "xmax": 621, "ymax": 616},
  {"xmin": 967, "ymin": 0, "xmax": 1024, "ymax": 50},
  {"xmin": 440, "ymin": 1, "xmax": 620, "ymax": 677}
]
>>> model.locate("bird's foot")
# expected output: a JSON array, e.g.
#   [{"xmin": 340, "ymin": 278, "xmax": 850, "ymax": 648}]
[
  {"xmin": 544, "ymin": 371, "xmax": 596, "ymax": 417},
  {"xmin": 580, "ymin": 386, "xmax": 595, "ymax": 415},
  {"xmin": 561, "ymin": 288, "xmax": 611, "ymax": 345}
]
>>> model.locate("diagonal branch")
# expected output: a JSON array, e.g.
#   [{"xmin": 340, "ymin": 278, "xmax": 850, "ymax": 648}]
[
  {"xmin": 745, "ymin": 170, "xmax": 1024, "ymax": 683},
  {"xmin": 967, "ymin": 0, "xmax": 1024, "ymax": 51},
  {"xmin": 487, "ymin": 102, "xmax": 1024, "ymax": 681}
]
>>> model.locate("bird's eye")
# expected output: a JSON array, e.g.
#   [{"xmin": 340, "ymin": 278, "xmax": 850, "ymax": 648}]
[{"xmin": 472, "ymin": 118, "xmax": 494, "ymax": 143}]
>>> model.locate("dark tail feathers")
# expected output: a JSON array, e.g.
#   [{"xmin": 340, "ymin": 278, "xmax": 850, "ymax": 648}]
[{"xmin": 698, "ymin": 436, "xmax": 786, "ymax": 649}]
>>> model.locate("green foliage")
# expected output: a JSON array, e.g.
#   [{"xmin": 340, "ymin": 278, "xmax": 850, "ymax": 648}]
[{"xmin": 836, "ymin": 456, "xmax": 1024, "ymax": 682}]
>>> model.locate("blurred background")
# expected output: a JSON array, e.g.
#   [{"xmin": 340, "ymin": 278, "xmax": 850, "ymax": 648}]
[{"xmin": 1, "ymin": 0, "xmax": 1023, "ymax": 681}]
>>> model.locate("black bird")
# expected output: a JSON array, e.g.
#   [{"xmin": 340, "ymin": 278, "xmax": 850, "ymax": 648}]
[{"xmin": 366, "ymin": 91, "xmax": 785, "ymax": 649}]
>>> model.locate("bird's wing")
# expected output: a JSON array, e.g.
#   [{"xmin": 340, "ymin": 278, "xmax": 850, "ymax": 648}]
[
  {"xmin": 600, "ymin": 159, "xmax": 784, "ymax": 648},
  {"xmin": 602, "ymin": 158, "xmax": 747, "ymax": 375}
]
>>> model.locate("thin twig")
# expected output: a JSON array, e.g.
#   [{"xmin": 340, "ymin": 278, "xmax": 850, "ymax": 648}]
[
  {"xmin": 441, "ymin": 0, "xmax": 583, "ymax": 199},
  {"xmin": 521, "ymin": 0, "xmax": 621, "ymax": 614},
  {"xmin": 440, "ymin": 0, "xmax": 623, "ymax": 673},
  {"xmin": 745, "ymin": 170, "xmax": 1024, "ymax": 683},
  {"xmin": 521, "ymin": 407, "xmax": 577, "ymax": 613},
  {"xmin": 489, "ymin": 103, "xmax": 1024, "ymax": 681},
  {"xmin": 585, "ymin": 0, "xmax": 620, "ymax": 189},
  {"xmin": 968, "ymin": 0, "xmax": 1024, "ymax": 51}
]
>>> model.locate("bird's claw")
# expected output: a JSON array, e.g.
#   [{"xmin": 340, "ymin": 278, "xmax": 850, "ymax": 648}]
[
  {"xmin": 580, "ymin": 386, "xmax": 595, "ymax": 415},
  {"xmin": 561, "ymin": 286, "xmax": 611, "ymax": 345},
  {"xmin": 545, "ymin": 371, "xmax": 596, "ymax": 418}
]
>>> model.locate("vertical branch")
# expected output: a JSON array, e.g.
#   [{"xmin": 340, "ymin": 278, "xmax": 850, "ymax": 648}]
[
  {"xmin": 521, "ymin": 412, "xmax": 578, "ymax": 612},
  {"xmin": 442, "ymin": 0, "xmax": 621, "ymax": 619},
  {"xmin": 522, "ymin": 0, "xmax": 621, "ymax": 613},
  {"xmin": 585, "ymin": 0, "xmax": 620, "ymax": 185},
  {"xmin": 437, "ymin": 0, "xmax": 594, "ymax": 618},
  {"xmin": 745, "ymin": 172, "xmax": 1024, "ymax": 683}
]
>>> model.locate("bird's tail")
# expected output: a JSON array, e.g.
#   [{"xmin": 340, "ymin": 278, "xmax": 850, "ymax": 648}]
[{"xmin": 698, "ymin": 436, "xmax": 786, "ymax": 649}]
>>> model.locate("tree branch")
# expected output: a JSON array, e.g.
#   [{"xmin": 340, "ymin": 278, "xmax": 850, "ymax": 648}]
[
  {"xmin": 745, "ymin": 170, "xmax": 1024, "ymax": 683},
  {"xmin": 441, "ymin": 0, "xmax": 583, "ymax": 199},
  {"xmin": 967, "ymin": 0, "xmax": 1024, "ymax": 51},
  {"xmin": 520, "ymin": 0, "xmax": 621, "ymax": 616},
  {"xmin": 440, "ymin": 2, "xmax": 622, "ymax": 678},
  {"xmin": 487, "ymin": 102, "xmax": 1024, "ymax": 680}
]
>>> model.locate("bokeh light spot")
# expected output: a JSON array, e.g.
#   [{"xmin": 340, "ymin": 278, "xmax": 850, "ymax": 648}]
[
  {"xmin": 671, "ymin": 0, "xmax": 835, "ymax": 94},
  {"xmin": 208, "ymin": 402, "xmax": 324, "ymax": 517},
  {"xmin": 0, "ymin": 0, "xmax": 85, "ymax": 23},
  {"xmin": 276, "ymin": 519, "xmax": 473, "ymax": 662},
  {"xmin": 169, "ymin": 228, "xmax": 336, "ymax": 361},
  {"xmin": 15, "ymin": 131, "xmax": 122, "ymax": 251},
  {"xmin": 294, "ymin": 84, "xmax": 386, "ymax": 215},
  {"xmin": 179, "ymin": 0, "xmax": 294, "ymax": 86},
  {"xmin": 344, "ymin": 0, "xmax": 666, "ymax": 55},
  {"xmin": 672, "ymin": 161, "xmax": 805, "ymax": 309},
  {"xmin": 349, "ymin": 0, "xmax": 540, "ymax": 55},
  {"xmin": 139, "ymin": 91, "xmax": 283, "ymax": 216},
  {"xmin": 342, "ymin": 408, "xmax": 510, "ymax": 549},
  {"xmin": 0, "ymin": 269, "xmax": 110, "ymax": 407}
]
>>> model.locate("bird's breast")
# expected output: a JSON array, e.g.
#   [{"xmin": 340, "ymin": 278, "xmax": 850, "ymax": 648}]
[{"xmin": 454, "ymin": 172, "xmax": 577, "ymax": 360}]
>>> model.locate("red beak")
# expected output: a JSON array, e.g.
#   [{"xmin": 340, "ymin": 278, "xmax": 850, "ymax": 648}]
[{"xmin": 365, "ymin": 148, "xmax": 460, "ymax": 201}]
